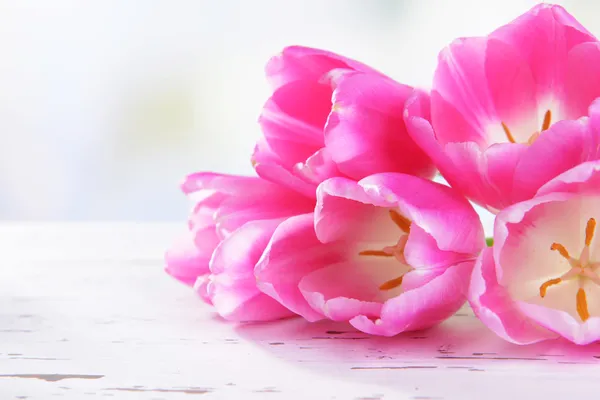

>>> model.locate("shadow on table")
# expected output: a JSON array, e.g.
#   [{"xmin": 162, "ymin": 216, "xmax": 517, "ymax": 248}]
[{"xmin": 234, "ymin": 307, "xmax": 600, "ymax": 394}]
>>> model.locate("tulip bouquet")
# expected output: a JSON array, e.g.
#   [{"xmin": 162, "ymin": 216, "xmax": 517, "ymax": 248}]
[{"xmin": 166, "ymin": 4, "xmax": 600, "ymax": 345}]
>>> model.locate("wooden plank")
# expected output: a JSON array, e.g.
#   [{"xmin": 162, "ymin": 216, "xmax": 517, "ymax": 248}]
[{"xmin": 1, "ymin": 224, "xmax": 599, "ymax": 399}]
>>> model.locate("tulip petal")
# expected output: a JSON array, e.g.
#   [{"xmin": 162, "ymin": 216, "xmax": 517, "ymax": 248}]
[
  {"xmin": 350, "ymin": 261, "xmax": 473, "ymax": 336},
  {"xmin": 433, "ymin": 36, "xmax": 539, "ymax": 145},
  {"xmin": 405, "ymin": 91, "xmax": 488, "ymax": 207},
  {"xmin": 517, "ymin": 301, "xmax": 600, "ymax": 345},
  {"xmin": 206, "ymin": 219, "xmax": 295, "ymax": 322},
  {"xmin": 325, "ymin": 72, "xmax": 434, "ymax": 179},
  {"xmin": 165, "ymin": 230, "xmax": 215, "ymax": 286},
  {"xmin": 565, "ymin": 42, "xmax": 600, "ymax": 118},
  {"xmin": 537, "ymin": 160, "xmax": 600, "ymax": 197},
  {"xmin": 493, "ymin": 192, "xmax": 579, "ymax": 285},
  {"xmin": 513, "ymin": 118, "xmax": 600, "ymax": 201},
  {"xmin": 259, "ymin": 80, "xmax": 329, "ymax": 167},
  {"xmin": 403, "ymin": 224, "xmax": 467, "ymax": 270},
  {"xmin": 194, "ymin": 274, "xmax": 213, "ymax": 305},
  {"xmin": 292, "ymin": 147, "xmax": 340, "ymax": 184},
  {"xmin": 491, "ymin": 3, "xmax": 596, "ymax": 111},
  {"xmin": 433, "ymin": 37, "xmax": 495, "ymax": 143},
  {"xmin": 181, "ymin": 172, "xmax": 267, "ymax": 196},
  {"xmin": 298, "ymin": 260, "xmax": 399, "ymax": 321},
  {"xmin": 469, "ymin": 248, "xmax": 558, "ymax": 344},
  {"xmin": 253, "ymin": 160, "xmax": 318, "ymax": 198},
  {"xmin": 265, "ymin": 45, "xmax": 381, "ymax": 90},
  {"xmin": 360, "ymin": 173, "xmax": 485, "ymax": 255},
  {"xmin": 255, "ymin": 213, "xmax": 347, "ymax": 322},
  {"xmin": 215, "ymin": 186, "xmax": 314, "ymax": 237},
  {"xmin": 315, "ymin": 177, "xmax": 397, "ymax": 244}
]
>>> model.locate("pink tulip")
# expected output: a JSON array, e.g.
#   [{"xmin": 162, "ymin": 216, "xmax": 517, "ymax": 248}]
[
  {"xmin": 165, "ymin": 172, "xmax": 314, "ymax": 321},
  {"xmin": 405, "ymin": 4, "xmax": 600, "ymax": 212},
  {"xmin": 256, "ymin": 173, "xmax": 484, "ymax": 335},
  {"xmin": 253, "ymin": 46, "xmax": 436, "ymax": 197},
  {"xmin": 470, "ymin": 160, "xmax": 600, "ymax": 345}
]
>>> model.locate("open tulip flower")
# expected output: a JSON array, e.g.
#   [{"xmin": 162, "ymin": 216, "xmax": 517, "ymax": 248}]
[
  {"xmin": 252, "ymin": 46, "xmax": 436, "ymax": 198},
  {"xmin": 405, "ymin": 3, "xmax": 600, "ymax": 213},
  {"xmin": 255, "ymin": 173, "xmax": 484, "ymax": 336},
  {"xmin": 470, "ymin": 161, "xmax": 600, "ymax": 345}
]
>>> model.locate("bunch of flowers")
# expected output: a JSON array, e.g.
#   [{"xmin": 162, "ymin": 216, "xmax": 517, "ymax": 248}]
[{"xmin": 166, "ymin": 4, "xmax": 600, "ymax": 345}]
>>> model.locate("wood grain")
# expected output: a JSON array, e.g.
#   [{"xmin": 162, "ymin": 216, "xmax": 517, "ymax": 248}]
[{"xmin": 1, "ymin": 223, "xmax": 599, "ymax": 399}]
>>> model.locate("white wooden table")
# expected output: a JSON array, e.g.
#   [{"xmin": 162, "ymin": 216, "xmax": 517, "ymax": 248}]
[{"xmin": 1, "ymin": 223, "xmax": 600, "ymax": 399}]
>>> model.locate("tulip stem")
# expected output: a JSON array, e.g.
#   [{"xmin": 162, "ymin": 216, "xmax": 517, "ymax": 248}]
[{"xmin": 486, "ymin": 237, "xmax": 494, "ymax": 247}]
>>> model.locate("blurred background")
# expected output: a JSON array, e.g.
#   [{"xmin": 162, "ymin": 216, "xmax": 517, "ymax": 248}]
[{"xmin": 0, "ymin": 0, "xmax": 595, "ymax": 221}]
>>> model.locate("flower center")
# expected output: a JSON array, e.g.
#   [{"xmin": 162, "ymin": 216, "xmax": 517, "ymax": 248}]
[
  {"xmin": 539, "ymin": 218, "xmax": 600, "ymax": 322},
  {"xmin": 358, "ymin": 209, "xmax": 412, "ymax": 291},
  {"xmin": 502, "ymin": 109, "xmax": 552, "ymax": 145}
]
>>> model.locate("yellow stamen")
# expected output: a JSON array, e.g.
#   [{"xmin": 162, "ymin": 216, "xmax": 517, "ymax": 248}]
[
  {"xmin": 586, "ymin": 218, "xmax": 596, "ymax": 247},
  {"xmin": 389, "ymin": 209, "xmax": 411, "ymax": 233},
  {"xmin": 379, "ymin": 276, "xmax": 404, "ymax": 291},
  {"xmin": 501, "ymin": 122, "xmax": 516, "ymax": 143},
  {"xmin": 550, "ymin": 243, "xmax": 570, "ymax": 260},
  {"xmin": 541, "ymin": 110, "xmax": 552, "ymax": 132},
  {"xmin": 576, "ymin": 288, "xmax": 590, "ymax": 322},
  {"xmin": 539, "ymin": 278, "xmax": 562, "ymax": 298},
  {"xmin": 527, "ymin": 131, "xmax": 541, "ymax": 145},
  {"xmin": 359, "ymin": 250, "xmax": 393, "ymax": 257}
]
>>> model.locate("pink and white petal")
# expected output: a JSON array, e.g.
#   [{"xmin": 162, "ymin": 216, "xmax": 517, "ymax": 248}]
[
  {"xmin": 165, "ymin": 229, "xmax": 216, "ymax": 286},
  {"xmin": 255, "ymin": 213, "xmax": 348, "ymax": 322},
  {"xmin": 214, "ymin": 187, "xmax": 314, "ymax": 237},
  {"xmin": 565, "ymin": 42, "xmax": 600, "ymax": 119},
  {"xmin": 299, "ymin": 259, "xmax": 406, "ymax": 321},
  {"xmin": 357, "ymin": 173, "xmax": 485, "ymax": 256},
  {"xmin": 469, "ymin": 248, "xmax": 558, "ymax": 344},
  {"xmin": 350, "ymin": 261, "xmax": 473, "ymax": 336},
  {"xmin": 251, "ymin": 137, "xmax": 280, "ymax": 168},
  {"xmin": 209, "ymin": 219, "xmax": 282, "ymax": 275},
  {"xmin": 443, "ymin": 142, "xmax": 496, "ymax": 208},
  {"xmin": 188, "ymin": 192, "xmax": 225, "ymax": 231},
  {"xmin": 484, "ymin": 142, "xmax": 528, "ymax": 204},
  {"xmin": 433, "ymin": 37, "xmax": 496, "ymax": 145},
  {"xmin": 399, "ymin": 267, "xmax": 446, "ymax": 293},
  {"xmin": 493, "ymin": 192, "xmax": 581, "ymax": 286},
  {"xmin": 404, "ymin": 224, "xmax": 468, "ymax": 270},
  {"xmin": 484, "ymin": 39, "xmax": 538, "ymax": 142},
  {"xmin": 215, "ymin": 292, "xmax": 296, "ymax": 322},
  {"xmin": 193, "ymin": 225, "xmax": 222, "ymax": 261},
  {"xmin": 299, "ymin": 259, "xmax": 408, "ymax": 321},
  {"xmin": 253, "ymin": 161, "xmax": 318, "ymax": 198},
  {"xmin": 194, "ymin": 274, "xmax": 213, "ymax": 305},
  {"xmin": 265, "ymin": 45, "xmax": 381, "ymax": 90},
  {"xmin": 491, "ymin": 4, "xmax": 596, "ymax": 109},
  {"xmin": 207, "ymin": 219, "xmax": 296, "ymax": 322},
  {"xmin": 513, "ymin": 119, "xmax": 600, "ymax": 201},
  {"xmin": 404, "ymin": 92, "xmax": 492, "ymax": 209},
  {"xmin": 181, "ymin": 172, "xmax": 266, "ymax": 196},
  {"xmin": 259, "ymin": 80, "xmax": 329, "ymax": 166},
  {"xmin": 292, "ymin": 148, "xmax": 341, "ymax": 185},
  {"xmin": 517, "ymin": 301, "xmax": 600, "ymax": 345},
  {"xmin": 315, "ymin": 177, "xmax": 398, "ymax": 244},
  {"xmin": 589, "ymin": 97, "xmax": 600, "ymax": 129},
  {"xmin": 325, "ymin": 72, "xmax": 435, "ymax": 179},
  {"xmin": 537, "ymin": 160, "xmax": 600, "ymax": 197},
  {"xmin": 404, "ymin": 90, "xmax": 447, "ymax": 166}
]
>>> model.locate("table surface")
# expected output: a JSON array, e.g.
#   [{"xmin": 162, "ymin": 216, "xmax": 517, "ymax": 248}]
[{"xmin": 1, "ymin": 223, "xmax": 600, "ymax": 400}]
